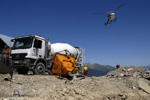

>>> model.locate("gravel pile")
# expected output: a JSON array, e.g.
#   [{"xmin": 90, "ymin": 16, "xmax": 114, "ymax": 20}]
[{"xmin": 0, "ymin": 66, "xmax": 150, "ymax": 100}]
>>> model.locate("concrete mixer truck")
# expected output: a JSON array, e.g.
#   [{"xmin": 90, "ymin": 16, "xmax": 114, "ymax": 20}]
[{"xmin": 10, "ymin": 35, "xmax": 85, "ymax": 77}]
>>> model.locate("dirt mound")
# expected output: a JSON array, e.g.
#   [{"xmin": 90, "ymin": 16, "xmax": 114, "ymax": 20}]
[
  {"xmin": 107, "ymin": 66, "xmax": 150, "ymax": 79},
  {"xmin": 107, "ymin": 66, "xmax": 150, "ymax": 92},
  {"xmin": 0, "ymin": 66, "xmax": 150, "ymax": 100}
]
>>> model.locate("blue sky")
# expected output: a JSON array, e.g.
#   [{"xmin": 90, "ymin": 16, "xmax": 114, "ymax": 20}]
[{"xmin": 0, "ymin": 0, "xmax": 150, "ymax": 67}]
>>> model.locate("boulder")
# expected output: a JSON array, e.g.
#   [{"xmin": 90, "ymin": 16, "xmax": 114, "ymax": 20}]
[{"xmin": 138, "ymin": 78, "xmax": 150, "ymax": 94}]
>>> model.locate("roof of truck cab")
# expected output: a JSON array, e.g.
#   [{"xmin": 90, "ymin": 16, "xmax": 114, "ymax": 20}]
[
  {"xmin": 15, "ymin": 35, "xmax": 45, "ymax": 40},
  {"xmin": 34, "ymin": 35, "xmax": 45, "ymax": 40}
]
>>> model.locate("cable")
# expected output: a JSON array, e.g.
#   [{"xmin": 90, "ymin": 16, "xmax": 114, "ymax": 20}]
[{"xmin": 111, "ymin": 23, "xmax": 119, "ymax": 66}]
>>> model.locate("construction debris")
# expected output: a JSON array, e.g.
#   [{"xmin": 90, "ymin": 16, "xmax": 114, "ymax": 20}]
[
  {"xmin": 107, "ymin": 66, "xmax": 150, "ymax": 79},
  {"xmin": 138, "ymin": 78, "xmax": 150, "ymax": 94},
  {"xmin": 0, "ymin": 66, "xmax": 150, "ymax": 100}
]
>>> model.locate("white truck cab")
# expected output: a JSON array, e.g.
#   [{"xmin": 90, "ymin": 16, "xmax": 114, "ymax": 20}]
[{"xmin": 10, "ymin": 35, "xmax": 51, "ymax": 74}]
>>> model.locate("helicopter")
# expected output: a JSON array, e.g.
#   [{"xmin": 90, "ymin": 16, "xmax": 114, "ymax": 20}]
[{"xmin": 93, "ymin": 4, "xmax": 125, "ymax": 26}]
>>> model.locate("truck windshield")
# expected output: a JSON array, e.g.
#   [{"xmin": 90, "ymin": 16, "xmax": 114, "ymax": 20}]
[{"xmin": 12, "ymin": 37, "xmax": 33, "ymax": 49}]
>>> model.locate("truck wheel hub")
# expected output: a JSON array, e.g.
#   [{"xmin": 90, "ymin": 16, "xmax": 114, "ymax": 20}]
[{"xmin": 37, "ymin": 66, "xmax": 44, "ymax": 72}]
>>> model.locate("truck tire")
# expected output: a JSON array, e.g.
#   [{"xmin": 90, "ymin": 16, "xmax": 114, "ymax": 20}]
[{"xmin": 34, "ymin": 62, "xmax": 45, "ymax": 75}]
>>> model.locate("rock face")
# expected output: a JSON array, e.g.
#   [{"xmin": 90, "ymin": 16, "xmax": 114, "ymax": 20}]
[{"xmin": 0, "ymin": 66, "xmax": 150, "ymax": 100}]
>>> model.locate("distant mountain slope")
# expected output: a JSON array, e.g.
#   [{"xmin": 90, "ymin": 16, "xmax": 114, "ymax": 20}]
[
  {"xmin": 86, "ymin": 63, "xmax": 115, "ymax": 77},
  {"xmin": 140, "ymin": 65, "xmax": 150, "ymax": 70}
]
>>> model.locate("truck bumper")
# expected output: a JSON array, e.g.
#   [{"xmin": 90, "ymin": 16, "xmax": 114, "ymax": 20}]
[{"xmin": 10, "ymin": 59, "xmax": 35, "ymax": 69}]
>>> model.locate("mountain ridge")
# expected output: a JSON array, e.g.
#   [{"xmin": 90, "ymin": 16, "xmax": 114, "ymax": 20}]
[{"xmin": 85, "ymin": 62, "xmax": 115, "ymax": 77}]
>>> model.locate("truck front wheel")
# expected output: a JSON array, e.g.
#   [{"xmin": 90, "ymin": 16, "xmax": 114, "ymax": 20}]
[{"xmin": 34, "ymin": 62, "xmax": 45, "ymax": 75}]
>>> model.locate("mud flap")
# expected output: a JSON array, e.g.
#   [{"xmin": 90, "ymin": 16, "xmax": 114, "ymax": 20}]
[{"xmin": 0, "ymin": 61, "xmax": 13, "ymax": 79}]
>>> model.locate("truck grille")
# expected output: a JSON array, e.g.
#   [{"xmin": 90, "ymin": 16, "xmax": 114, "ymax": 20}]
[{"xmin": 11, "ymin": 53, "xmax": 27, "ymax": 60}]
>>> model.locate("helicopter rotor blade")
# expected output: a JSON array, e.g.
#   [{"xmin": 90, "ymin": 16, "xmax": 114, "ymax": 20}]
[
  {"xmin": 92, "ymin": 12, "xmax": 107, "ymax": 14},
  {"xmin": 111, "ymin": 4, "xmax": 125, "ymax": 12}
]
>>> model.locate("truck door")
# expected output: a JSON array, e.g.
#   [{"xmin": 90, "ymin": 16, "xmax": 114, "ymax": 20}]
[{"xmin": 33, "ymin": 38, "xmax": 45, "ymax": 58}]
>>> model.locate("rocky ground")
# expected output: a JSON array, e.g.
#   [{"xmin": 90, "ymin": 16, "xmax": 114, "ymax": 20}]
[{"xmin": 0, "ymin": 66, "xmax": 150, "ymax": 100}]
